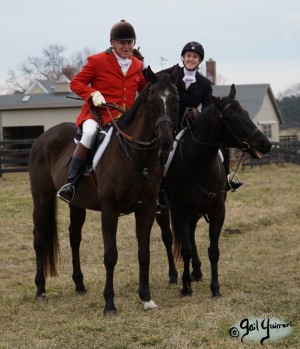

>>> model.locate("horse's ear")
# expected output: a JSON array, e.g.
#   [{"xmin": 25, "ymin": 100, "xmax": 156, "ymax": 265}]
[
  {"xmin": 145, "ymin": 66, "xmax": 158, "ymax": 84},
  {"xmin": 229, "ymin": 84, "xmax": 236, "ymax": 99},
  {"xmin": 170, "ymin": 64, "xmax": 181, "ymax": 85}
]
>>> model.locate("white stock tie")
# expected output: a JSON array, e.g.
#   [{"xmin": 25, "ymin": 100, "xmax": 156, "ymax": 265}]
[{"xmin": 182, "ymin": 68, "xmax": 196, "ymax": 89}]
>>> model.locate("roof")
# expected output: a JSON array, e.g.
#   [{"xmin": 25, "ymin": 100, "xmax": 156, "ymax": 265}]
[
  {"xmin": 0, "ymin": 75, "xmax": 82, "ymax": 110},
  {"xmin": 0, "ymin": 92, "xmax": 83, "ymax": 110},
  {"xmin": 0, "ymin": 79, "xmax": 283, "ymax": 124},
  {"xmin": 25, "ymin": 80, "xmax": 54, "ymax": 94},
  {"xmin": 213, "ymin": 84, "xmax": 284, "ymax": 124}
]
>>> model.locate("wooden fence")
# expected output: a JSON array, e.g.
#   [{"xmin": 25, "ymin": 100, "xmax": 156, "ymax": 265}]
[
  {"xmin": 0, "ymin": 139, "xmax": 300, "ymax": 177},
  {"xmin": 231, "ymin": 141, "xmax": 300, "ymax": 168},
  {"xmin": 0, "ymin": 139, "xmax": 35, "ymax": 176}
]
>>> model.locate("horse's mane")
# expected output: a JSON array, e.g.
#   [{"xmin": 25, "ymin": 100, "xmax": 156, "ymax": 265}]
[
  {"xmin": 191, "ymin": 103, "xmax": 215, "ymax": 130},
  {"xmin": 116, "ymin": 72, "xmax": 175, "ymax": 129},
  {"xmin": 191, "ymin": 93, "xmax": 243, "ymax": 131},
  {"xmin": 116, "ymin": 84, "xmax": 150, "ymax": 129}
]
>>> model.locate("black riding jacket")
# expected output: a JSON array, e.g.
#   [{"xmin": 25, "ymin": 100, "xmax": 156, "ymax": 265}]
[{"xmin": 163, "ymin": 65, "xmax": 213, "ymax": 132}]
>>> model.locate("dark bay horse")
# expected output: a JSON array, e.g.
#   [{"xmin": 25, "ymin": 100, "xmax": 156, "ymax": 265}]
[
  {"xmin": 156, "ymin": 84, "xmax": 272, "ymax": 297},
  {"xmin": 29, "ymin": 66, "xmax": 180, "ymax": 315}
]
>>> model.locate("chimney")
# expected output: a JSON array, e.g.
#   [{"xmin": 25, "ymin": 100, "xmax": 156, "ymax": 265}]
[
  {"xmin": 62, "ymin": 65, "xmax": 75, "ymax": 81},
  {"xmin": 206, "ymin": 59, "xmax": 216, "ymax": 85}
]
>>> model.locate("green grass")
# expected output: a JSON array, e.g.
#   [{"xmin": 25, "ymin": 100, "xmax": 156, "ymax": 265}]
[{"xmin": 0, "ymin": 164, "xmax": 299, "ymax": 348}]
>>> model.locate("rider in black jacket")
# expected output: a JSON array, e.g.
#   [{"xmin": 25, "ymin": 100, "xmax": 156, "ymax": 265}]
[{"xmin": 157, "ymin": 41, "xmax": 242, "ymax": 210}]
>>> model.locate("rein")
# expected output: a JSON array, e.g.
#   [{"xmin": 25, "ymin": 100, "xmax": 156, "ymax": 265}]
[{"xmin": 104, "ymin": 103, "xmax": 158, "ymax": 147}]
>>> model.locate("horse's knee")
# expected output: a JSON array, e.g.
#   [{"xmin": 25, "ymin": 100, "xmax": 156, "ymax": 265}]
[
  {"xmin": 104, "ymin": 250, "xmax": 118, "ymax": 268},
  {"xmin": 138, "ymin": 250, "xmax": 150, "ymax": 267},
  {"xmin": 181, "ymin": 247, "xmax": 192, "ymax": 261},
  {"xmin": 208, "ymin": 246, "xmax": 219, "ymax": 262}
]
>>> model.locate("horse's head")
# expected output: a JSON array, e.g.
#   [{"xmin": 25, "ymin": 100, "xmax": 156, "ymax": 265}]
[
  {"xmin": 211, "ymin": 84, "xmax": 272, "ymax": 158},
  {"xmin": 145, "ymin": 65, "xmax": 180, "ymax": 163}
]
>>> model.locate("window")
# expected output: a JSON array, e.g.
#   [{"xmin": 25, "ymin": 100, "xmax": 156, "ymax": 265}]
[
  {"xmin": 22, "ymin": 95, "xmax": 31, "ymax": 102},
  {"xmin": 262, "ymin": 124, "xmax": 272, "ymax": 138}
]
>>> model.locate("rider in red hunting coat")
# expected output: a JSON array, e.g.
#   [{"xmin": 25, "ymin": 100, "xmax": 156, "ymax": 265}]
[
  {"xmin": 57, "ymin": 19, "xmax": 147, "ymax": 204},
  {"xmin": 71, "ymin": 46, "xmax": 146, "ymax": 127}
]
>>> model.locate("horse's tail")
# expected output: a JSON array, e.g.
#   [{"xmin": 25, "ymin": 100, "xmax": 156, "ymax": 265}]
[
  {"xmin": 42, "ymin": 198, "xmax": 60, "ymax": 277},
  {"xmin": 170, "ymin": 211, "xmax": 182, "ymax": 264}
]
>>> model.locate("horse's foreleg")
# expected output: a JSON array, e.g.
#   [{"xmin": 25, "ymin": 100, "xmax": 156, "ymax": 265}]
[
  {"xmin": 156, "ymin": 210, "xmax": 178, "ymax": 284},
  {"xmin": 135, "ymin": 208, "xmax": 158, "ymax": 310},
  {"xmin": 101, "ymin": 208, "xmax": 119, "ymax": 315},
  {"xmin": 181, "ymin": 240, "xmax": 193, "ymax": 296},
  {"xmin": 189, "ymin": 215, "xmax": 203, "ymax": 282},
  {"xmin": 208, "ymin": 210, "xmax": 224, "ymax": 298},
  {"xmin": 69, "ymin": 205, "xmax": 87, "ymax": 294}
]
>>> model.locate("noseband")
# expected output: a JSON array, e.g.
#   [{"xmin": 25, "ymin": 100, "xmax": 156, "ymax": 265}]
[
  {"xmin": 154, "ymin": 114, "xmax": 174, "ymax": 129},
  {"xmin": 219, "ymin": 103, "xmax": 259, "ymax": 151}
]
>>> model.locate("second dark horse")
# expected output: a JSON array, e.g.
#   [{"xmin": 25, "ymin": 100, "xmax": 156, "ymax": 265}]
[{"xmin": 156, "ymin": 84, "xmax": 272, "ymax": 297}]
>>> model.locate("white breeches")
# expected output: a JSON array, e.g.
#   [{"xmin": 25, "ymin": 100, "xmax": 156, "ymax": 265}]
[{"xmin": 80, "ymin": 119, "xmax": 99, "ymax": 149}]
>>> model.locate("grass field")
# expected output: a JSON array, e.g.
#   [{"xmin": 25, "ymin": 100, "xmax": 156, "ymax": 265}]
[{"xmin": 0, "ymin": 164, "xmax": 299, "ymax": 348}]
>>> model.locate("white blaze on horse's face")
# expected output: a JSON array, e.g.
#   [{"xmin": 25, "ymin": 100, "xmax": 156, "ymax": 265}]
[
  {"xmin": 161, "ymin": 95, "xmax": 167, "ymax": 114},
  {"xmin": 160, "ymin": 90, "xmax": 173, "ymax": 114}
]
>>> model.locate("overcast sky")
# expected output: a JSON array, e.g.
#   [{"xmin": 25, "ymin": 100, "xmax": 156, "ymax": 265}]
[{"xmin": 1, "ymin": 0, "xmax": 299, "ymax": 97}]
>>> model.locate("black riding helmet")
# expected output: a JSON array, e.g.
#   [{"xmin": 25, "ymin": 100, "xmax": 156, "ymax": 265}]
[
  {"xmin": 110, "ymin": 19, "xmax": 136, "ymax": 43},
  {"xmin": 181, "ymin": 41, "xmax": 205, "ymax": 61}
]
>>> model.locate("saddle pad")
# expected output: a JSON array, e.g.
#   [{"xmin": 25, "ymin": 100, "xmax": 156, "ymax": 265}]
[
  {"xmin": 163, "ymin": 129, "xmax": 185, "ymax": 177},
  {"xmin": 92, "ymin": 127, "xmax": 113, "ymax": 171}
]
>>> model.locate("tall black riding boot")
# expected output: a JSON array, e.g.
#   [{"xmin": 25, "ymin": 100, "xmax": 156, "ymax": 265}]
[
  {"xmin": 57, "ymin": 157, "xmax": 87, "ymax": 203},
  {"xmin": 57, "ymin": 142, "xmax": 89, "ymax": 204}
]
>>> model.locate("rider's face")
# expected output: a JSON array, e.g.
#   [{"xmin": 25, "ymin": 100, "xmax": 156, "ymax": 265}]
[
  {"xmin": 112, "ymin": 40, "xmax": 134, "ymax": 59},
  {"xmin": 183, "ymin": 51, "xmax": 201, "ymax": 70}
]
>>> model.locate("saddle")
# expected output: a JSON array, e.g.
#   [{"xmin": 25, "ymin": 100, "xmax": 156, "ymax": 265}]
[{"xmin": 74, "ymin": 125, "xmax": 113, "ymax": 172}]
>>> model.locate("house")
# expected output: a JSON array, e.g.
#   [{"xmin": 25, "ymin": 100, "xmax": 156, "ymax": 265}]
[
  {"xmin": 0, "ymin": 72, "xmax": 284, "ymax": 143},
  {"xmin": 0, "ymin": 75, "xmax": 82, "ymax": 140}
]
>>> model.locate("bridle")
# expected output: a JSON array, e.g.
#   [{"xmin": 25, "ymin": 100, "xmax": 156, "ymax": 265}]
[
  {"xmin": 181, "ymin": 102, "xmax": 259, "ymax": 192},
  {"xmin": 103, "ymin": 97, "xmax": 174, "ymax": 149},
  {"xmin": 187, "ymin": 102, "xmax": 259, "ymax": 152},
  {"xmin": 218, "ymin": 103, "xmax": 261, "ymax": 152}
]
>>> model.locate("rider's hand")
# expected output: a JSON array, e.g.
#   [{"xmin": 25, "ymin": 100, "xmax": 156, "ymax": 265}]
[
  {"xmin": 91, "ymin": 91, "xmax": 106, "ymax": 107},
  {"xmin": 132, "ymin": 48, "xmax": 144, "ymax": 62},
  {"xmin": 185, "ymin": 107, "xmax": 198, "ymax": 119}
]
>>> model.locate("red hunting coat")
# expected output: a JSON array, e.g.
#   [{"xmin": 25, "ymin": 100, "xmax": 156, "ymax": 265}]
[{"xmin": 70, "ymin": 49, "xmax": 147, "ymax": 126}]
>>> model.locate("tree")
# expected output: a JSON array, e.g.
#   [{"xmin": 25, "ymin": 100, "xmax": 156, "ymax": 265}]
[
  {"xmin": 277, "ymin": 82, "xmax": 300, "ymax": 99},
  {"xmin": 68, "ymin": 47, "xmax": 94, "ymax": 74},
  {"xmin": 2, "ymin": 44, "xmax": 94, "ymax": 94}
]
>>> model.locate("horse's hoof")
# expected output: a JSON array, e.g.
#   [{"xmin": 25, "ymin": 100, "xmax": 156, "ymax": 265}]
[
  {"xmin": 35, "ymin": 292, "xmax": 47, "ymax": 301},
  {"xmin": 76, "ymin": 288, "xmax": 87, "ymax": 296},
  {"xmin": 103, "ymin": 309, "xmax": 117, "ymax": 316},
  {"xmin": 191, "ymin": 272, "xmax": 203, "ymax": 282},
  {"xmin": 168, "ymin": 277, "xmax": 178, "ymax": 284},
  {"xmin": 180, "ymin": 287, "xmax": 193, "ymax": 296},
  {"xmin": 212, "ymin": 292, "xmax": 222, "ymax": 298},
  {"xmin": 144, "ymin": 299, "xmax": 158, "ymax": 310}
]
